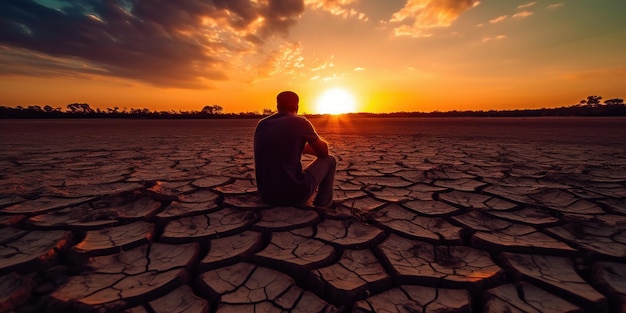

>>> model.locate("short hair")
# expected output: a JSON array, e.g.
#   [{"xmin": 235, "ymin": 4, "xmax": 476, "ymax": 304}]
[{"xmin": 276, "ymin": 91, "xmax": 299, "ymax": 113}]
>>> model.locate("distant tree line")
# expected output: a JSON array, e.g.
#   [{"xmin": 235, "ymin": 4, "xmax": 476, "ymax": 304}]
[
  {"xmin": 372, "ymin": 96, "xmax": 626, "ymax": 118},
  {"xmin": 0, "ymin": 95, "xmax": 624, "ymax": 119},
  {"xmin": 0, "ymin": 103, "xmax": 272, "ymax": 119}
]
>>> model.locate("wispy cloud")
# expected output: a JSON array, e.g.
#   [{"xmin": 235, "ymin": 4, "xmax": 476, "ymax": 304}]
[
  {"xmin": 309, "ymin": 56, "xmax": 341, "ymax": 82},
  {"xmin": 0, "ymin": 46, "xmax": 108, "ymax": 78},
  {"xmin": 310, "ymin": 59, "xmax": 335, "ymax": 72},
  {"xmin": 482, "ymin": 35, "xmax": 506, "ymax": 43},
  {"xmin": 513, "ymin": 11, "xmax": 533, "ymax": 18},
  {"xmin": 257, "ymin": 49, "xmax": 347, "ymax": 84},
  {"xmin": 388, "ymin": 0, "xmax": 481, "ymax": 38},
  {"xmin": 484, "ymin": 6, "xmax": 532, "ymax": 27},
  {"xmin": 517, "ymin": 2, "xmax": 537, "ymax": 9},
  {"xmin": 305, "ymin": 0, "xmax": 368, "ymax": 21},
  {"xmin": 258, "ymin": 42, "xmax": 306, "ymax": 78},
  {"xmin": 0, "ymin": 0, "xmax": 306, "ymax": 88},
  {"xmin": 547, "ymin": 3, "xmax": 565, "ymax": 10},
  {"xmin": 489, "ymin": 15, "xmax": 509, "ymax": 24}
]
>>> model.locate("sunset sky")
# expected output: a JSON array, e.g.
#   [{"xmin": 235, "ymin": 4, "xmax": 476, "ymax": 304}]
[{"xmin": 0, "ymin": 0, "xmax": 624, "ymax": 114}]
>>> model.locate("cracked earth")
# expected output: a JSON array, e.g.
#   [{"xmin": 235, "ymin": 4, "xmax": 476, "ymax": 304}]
[{"xmin": 1, "ymin": 117, "xmax": 625, "ymax": 312}]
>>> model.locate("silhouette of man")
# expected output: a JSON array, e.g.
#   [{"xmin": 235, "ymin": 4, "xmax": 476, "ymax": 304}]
[{"xmin": 254, "ymin": 91, "xmax": 336, "ymax": 207}]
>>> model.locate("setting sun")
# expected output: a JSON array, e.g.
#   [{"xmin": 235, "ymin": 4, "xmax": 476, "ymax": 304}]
[{"xmin": 315, "ymin": 88, "xmax": 357, "ymax": 115}]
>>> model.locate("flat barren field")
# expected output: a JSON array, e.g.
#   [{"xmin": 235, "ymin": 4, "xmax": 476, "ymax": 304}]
[{"xmin": 1, "ymin": 117, "xmax": 625, "ymax": 312}]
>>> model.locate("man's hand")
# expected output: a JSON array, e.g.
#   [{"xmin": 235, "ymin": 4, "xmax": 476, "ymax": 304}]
[{"xmin": 303, "ymin": 138, "xmax": 329, "ymax": 157}]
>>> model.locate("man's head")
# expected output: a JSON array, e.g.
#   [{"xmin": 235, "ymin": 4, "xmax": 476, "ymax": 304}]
[{"xmin": 276, "ymin": 91, "xmax": 299, "ymax": 114}]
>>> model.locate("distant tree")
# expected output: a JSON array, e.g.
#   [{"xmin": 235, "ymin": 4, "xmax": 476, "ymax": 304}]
[
  {"xmin": 67, "ymin": 103, "xmax": 94, "ymax": 114},
  {"xmin": 130, "ymin": 108, "xmax": 151, "ymax": 115},
  {"xmin": 43, "ymin": 105, "xmax": 59, "ymax": 113},
  {"xmin": 82, "ymin": 103, "xmax": 94, "ymax": 113},
  {"xmin": 584, "ymin": 95, "xmax": 602, "ymax": 107},
  {"xmin": 604, "ymin": 98, "xmax": 624, "ymax": 105},
  {"xmin": 262, "ymin": 108, "xmax": 274, "ymax": 115},
  {"xmin": 105, "ymin": 107, "xmax": 120, "ymax": 114},
  {"xmin": 201, "ymin": 104, "xmax": 224, "ymax": 115},
  {"xmin": 27, "ymin": 105, "xmax": 42, "ymax": 112}
]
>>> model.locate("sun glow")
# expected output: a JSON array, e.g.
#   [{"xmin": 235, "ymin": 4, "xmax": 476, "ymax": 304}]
[{"xmin": 315, "ymin": 88, "xmax": 357, "ymax": 115}]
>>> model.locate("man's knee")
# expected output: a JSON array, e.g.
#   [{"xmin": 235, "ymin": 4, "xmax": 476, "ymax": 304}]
[{"xmin": 323, "ymin": 155, "xmax": 336, "ymax": 169}]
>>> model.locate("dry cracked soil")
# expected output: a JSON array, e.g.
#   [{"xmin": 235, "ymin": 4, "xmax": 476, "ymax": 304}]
[{"xmin": 1, "ymin": 117, "xmax": 625, "ymax": 313}]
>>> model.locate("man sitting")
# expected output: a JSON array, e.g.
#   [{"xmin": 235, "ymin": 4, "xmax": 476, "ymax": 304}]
[{"xmin": 254, "ymin": 91, "xmax": 336, "ymax": 208}]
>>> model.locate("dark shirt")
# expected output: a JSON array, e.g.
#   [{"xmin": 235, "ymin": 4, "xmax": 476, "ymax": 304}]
[{"xmin": 254, "ymin": 113, "xmax": 319, "ymax": 205}]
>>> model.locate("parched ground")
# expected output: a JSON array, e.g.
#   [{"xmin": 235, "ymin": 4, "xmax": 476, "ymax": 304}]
[{"xmin": 1, "ymin": 117, "xmax": 625, "ymax": 313}]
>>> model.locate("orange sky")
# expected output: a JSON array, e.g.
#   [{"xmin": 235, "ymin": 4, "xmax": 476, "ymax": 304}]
[{"xmin": 0, "ymin": 0, "xmax": 625, "ymax": 114}]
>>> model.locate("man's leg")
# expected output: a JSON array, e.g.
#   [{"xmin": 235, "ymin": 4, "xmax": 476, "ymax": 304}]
[{"xmin": 304, "ymin": 155, "xmax": 336, "ymax": 207}]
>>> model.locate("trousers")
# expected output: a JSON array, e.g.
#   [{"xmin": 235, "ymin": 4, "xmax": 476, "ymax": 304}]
[{"xmin": 303, "ymin": 155, "xmax": 337, "ymax": 207}]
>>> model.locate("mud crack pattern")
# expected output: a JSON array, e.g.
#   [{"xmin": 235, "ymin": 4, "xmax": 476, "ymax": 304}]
[{"xmin": 1, "ymin": 118, "xmax": 626, "ymax": 312}]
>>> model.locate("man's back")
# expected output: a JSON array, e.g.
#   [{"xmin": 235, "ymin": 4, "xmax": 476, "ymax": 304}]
[{"xmin": 254, "ymin": 113, "xmax": 319, "ymax": 205}]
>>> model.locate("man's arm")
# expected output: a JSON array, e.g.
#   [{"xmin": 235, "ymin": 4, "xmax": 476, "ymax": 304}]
[{"xmin": 303, "ymin": 138, "xmax": 329, "ymax": 157}]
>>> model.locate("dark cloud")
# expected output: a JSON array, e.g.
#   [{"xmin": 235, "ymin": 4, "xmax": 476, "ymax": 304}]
[
  {"xmin": 0, "ymin": 46, "xmax": 107, "ymax": 78},
  {"xmin": 264, "ymin": 0, "xmax": 305, "ymax": 34},
  {"xmin": 0, "ymin": 0, "xmax": 305, "ymax": 88}
]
